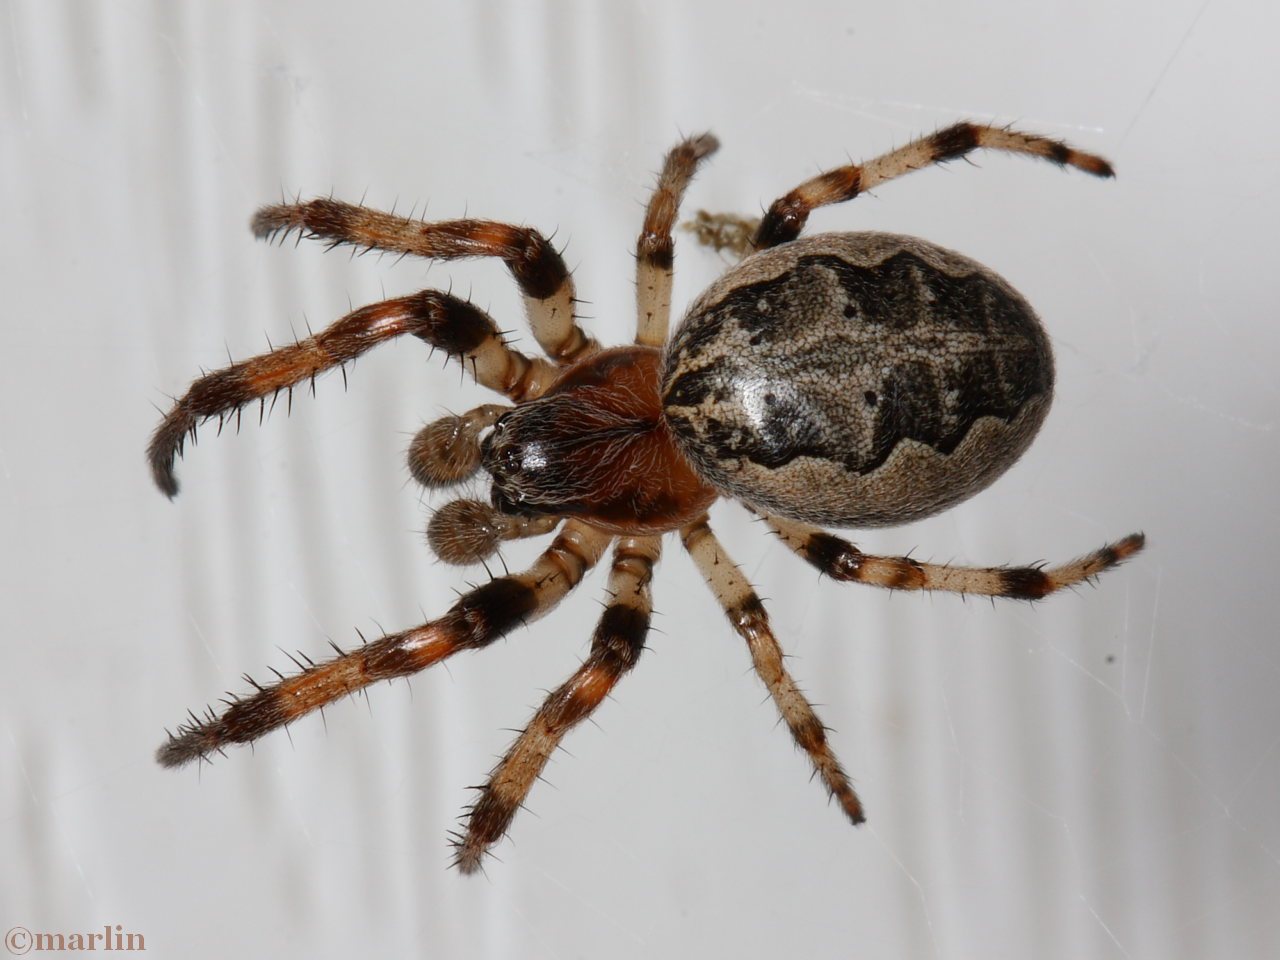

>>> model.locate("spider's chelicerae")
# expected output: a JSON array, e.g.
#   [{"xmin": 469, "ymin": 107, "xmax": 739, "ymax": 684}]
[{"xmin": 151, "ymin": 122, "xmax": 1144, "ymax": 873}]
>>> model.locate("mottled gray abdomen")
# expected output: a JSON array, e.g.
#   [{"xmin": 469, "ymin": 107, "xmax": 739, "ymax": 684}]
[{"xmin": 661, "ymin": 233, "xmax": 1054, "ymax": 527}]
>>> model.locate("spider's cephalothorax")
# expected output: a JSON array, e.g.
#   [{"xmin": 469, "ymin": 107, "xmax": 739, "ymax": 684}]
[
  {"xmin": 150, "ymin": 122, "xmax": 1144, "ymax": 874},
  {"xmin": 479, "ymin": 346, "xmax": 716, "ymax": 532}
]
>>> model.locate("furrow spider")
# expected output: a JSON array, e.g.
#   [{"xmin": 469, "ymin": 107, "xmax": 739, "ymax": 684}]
[{"xmin": 151, "ymin": 122, "xmax": 1143, "ymax": 873}]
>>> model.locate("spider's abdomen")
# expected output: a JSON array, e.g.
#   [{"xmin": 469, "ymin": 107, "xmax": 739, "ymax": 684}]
[{"xmin": 661, "ymin": 232, "xmax": 1054, "ymax": 527}]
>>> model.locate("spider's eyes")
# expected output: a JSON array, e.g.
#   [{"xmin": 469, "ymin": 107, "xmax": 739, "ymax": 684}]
[
  {"xmin": 498, "ymin": 443, "xmax": 524, "ymax": 476},
  {"xmin": 479, "ymin": 408, "xmax": 551, "ymax": 518},
  {"xmin": 481, "ymin": 412, "xmax": 541, "ymax": 480},
  {"xmin": 481, "ymin": 434, "xmax": 522, "ymax": 476}
]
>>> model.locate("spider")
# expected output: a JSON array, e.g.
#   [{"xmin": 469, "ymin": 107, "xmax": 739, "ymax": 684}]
[{"xmin": 150, "ymin": 122, "xmax": 1144, "ymax": 873}]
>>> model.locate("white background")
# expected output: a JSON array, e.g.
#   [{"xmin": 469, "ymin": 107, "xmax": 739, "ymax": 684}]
[{"xmin": 2, "ymin": 2, "xmax": 1277, "ymax": 957}]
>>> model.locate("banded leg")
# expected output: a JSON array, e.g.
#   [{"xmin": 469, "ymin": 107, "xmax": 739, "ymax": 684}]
[
  {"xmin": 453, "ymin": 535, "xmax": 661, "ymax": 873},
  {"xmin": 635, "ymin": 133, "xmax": 720, "ymax": 346},
  {"xmin": 254, "ymin": 200, "xmax": 596, "ymax": 363},
  {"xmin": 755, "ymin": 121, "xmax": 1116, "ymax": 248},
  {"xmin": 766, "ymin": 513, "xmax": 1146, "ymax": 600},
  {"xmin": 681, "ymin": 517, "xmax": 864, "ymax": 825},
  {"xmin": 149, "ymin": 291, "xmax": 554, "ymax": 497},
  {"xmin": 155, "ymin": 521, "xmax": 612, "ymax": 767}
]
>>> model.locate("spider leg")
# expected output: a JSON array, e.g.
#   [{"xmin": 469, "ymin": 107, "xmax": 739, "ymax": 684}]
[
  {"xmin": 155, "ymin": 521, "xmax": 611, "ymax": 767},
  {"xmin": 253, "ymin": 200, "xmax": 596, "ymax": 364},
  {"xmin": 681, "ymin": 517, "xmax": 865, "ymax": 825},
  {"xmin": 764, "ymin": 513, "xmax": 1145, "ymax": 599},
  {"xmin": 635, "ymin": 134, "xmax": 719, "ymax": 347},
  {"xmin": 754, "ymin": 121, "xmax": 1115, "ymax": 248},
  {"xmin": 453, "ymin": 535, "xmax": 660, "ymax": 874},
  {"xmin": 148, "ymin": 291, "xmax": 554, "ymax": 497}
]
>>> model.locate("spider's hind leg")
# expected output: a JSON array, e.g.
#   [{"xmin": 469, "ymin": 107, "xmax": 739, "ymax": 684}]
[
  {"xmin": 764, "ymin": 513, "xmax": 1145, "ymax": 599},
  {"xmin": 681, "ymin": 517, "xmax": 865, "ymax": 825},
  {"xmin": 453, "ymin": 535, "xmax": 661, "ymax": 874}
]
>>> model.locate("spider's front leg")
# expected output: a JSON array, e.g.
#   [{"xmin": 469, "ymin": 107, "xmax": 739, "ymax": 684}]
[
  {"xmin": 754, "ymin": 121, "xmax": 1115, "ymax": 248},
  {"xmin": 764, "ymin": 513, "xmax": 1146, "ymax": 599},
  {"xmin": 148, "ymin": 291, "xmax": 553, "ymax": 497},
  {"xmin": 254, "ymin": 201, "xmax": 596, "ymax": 364},
  {"xmin": 453, "ymin": 535, "xmax": 661, "ymax": 874},
  {"xmin": 156, "ymin": 521, "xmax": 611, "ymax": 767},
  {"xmin": 681, "ymin": 517, "xmax": 865, "ymax": 825}
]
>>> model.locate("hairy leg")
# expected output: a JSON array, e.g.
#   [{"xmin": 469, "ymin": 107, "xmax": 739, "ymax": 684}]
[
  {"xmin": 634, "ymin": 133, "xmax": 720, "ymax": 346},
  {"xmin": 765, "ymin": 513, "xmax": 1145, "ymax": 599},
  {"xmin": 155, "ymin": 521, "xmax": 612, "ymax": 767},
  {"xmin": 149, "ymin": 291, "xmax": 553, "ymax": 497},
  {"xmin": 755, "ymin": 121, "xmax": 1115, "ymax": 248},
  {"xmin": 453, "ymin": 535, "xmax": 661, "ymax": 873},
  {"xmin": 681, "ymin": 517, "xmax": 864, "ymax": 825},
  {"xmin": 254, "ymin": 200, "xmax": 596, "ymax": 363}
]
